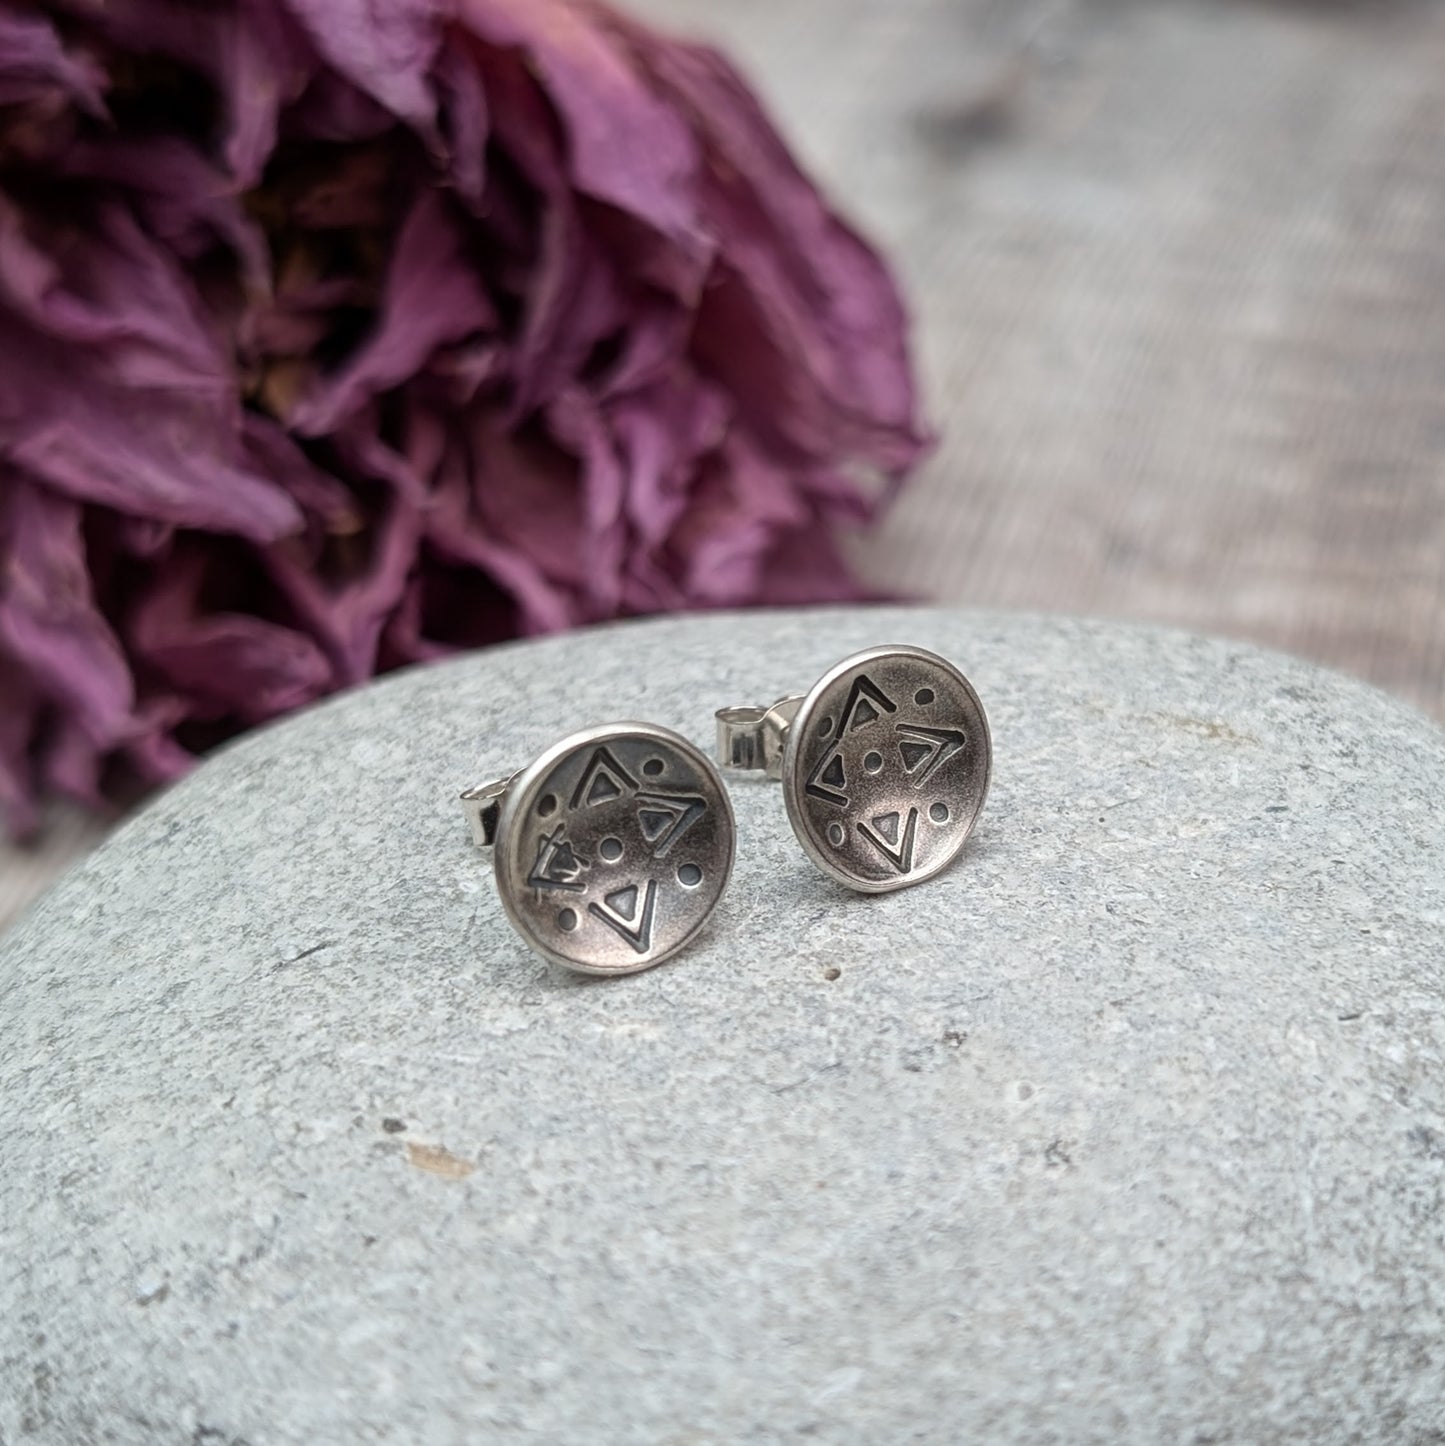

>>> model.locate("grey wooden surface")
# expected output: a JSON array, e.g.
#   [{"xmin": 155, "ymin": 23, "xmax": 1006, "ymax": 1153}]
[{"xmin": 4, "ymin": 0, "xmax": 1444, "ymax": 930}]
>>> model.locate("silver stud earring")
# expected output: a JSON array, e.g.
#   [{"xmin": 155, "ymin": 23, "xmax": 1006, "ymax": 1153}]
[
  {"xmin": 716, "ymin": 645, "xmax": 991, "ymax": 892},
  {"xmin": 461, "ymin": 723, "xmax": 735, "ymax": 976}
]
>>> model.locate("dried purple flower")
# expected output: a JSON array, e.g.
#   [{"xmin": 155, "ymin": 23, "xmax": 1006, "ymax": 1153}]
[{"xmin": 0, "ymin": 0, "xmax": 928, "ymax": 836}]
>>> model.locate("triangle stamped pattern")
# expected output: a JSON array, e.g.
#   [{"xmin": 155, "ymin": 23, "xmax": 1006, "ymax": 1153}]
[
  {"xmin": 839, "ymin": 673, "xmax": 898, "ymax": 735},
  {"xmin": 569, "ymin": 746, "xmax": 639, "ymax": 811},
  {"xmin": 635, "ymin": 791, "xmax": 706, "ymax": 858},
  {"xmin": 804, "ymin": 747, "xmax": 849, "ymax": 807},
  {"xmin": 588, "ymin": 879, "xmax": 658, "ymax": 954},
  {"xmin": 857, "ymin": 806, "xmax": 919, "ymax": 874},
  {"xmin": 895, "ymin": 724, "xmax": 967, "ymax": 789},
  {"xmin": 526, "ymin": 828, "xmax": 589, "ymax": 893}
]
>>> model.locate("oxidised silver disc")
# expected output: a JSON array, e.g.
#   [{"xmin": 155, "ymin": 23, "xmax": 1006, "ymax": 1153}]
[
  {"xmin": 782, "ymin": 646, "xmax": 991, "ymax": 892},
  {"xmin": 495, "ymin": 723, "xmax": 735, "ymax": 975}
]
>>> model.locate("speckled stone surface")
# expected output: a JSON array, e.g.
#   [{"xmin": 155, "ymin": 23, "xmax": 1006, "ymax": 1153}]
[{"xmin": 3, "ymin": 608, "xmax": 1444, "ymax": 1445}]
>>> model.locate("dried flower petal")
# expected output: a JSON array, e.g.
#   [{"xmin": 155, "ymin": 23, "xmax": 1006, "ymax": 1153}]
[
  {"xmin": 0, "ymin": 0, "xmax": 927, "ymax": 835},
  {"xmin": 0, "ymin": 479, "xmax": 133, "ymax": 750},
  {"xmin": 0, "ymin": 6, "xmax": 105, "ymax": 116},
  {"xmin": 291, "ymin": 188, "xmax": 496, "ymax": 434}
]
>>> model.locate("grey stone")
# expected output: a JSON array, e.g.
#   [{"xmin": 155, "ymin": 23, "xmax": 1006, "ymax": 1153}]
[{"xmin": 2, "ymin": 608, "xmax": 1443, "ymax": 1445}]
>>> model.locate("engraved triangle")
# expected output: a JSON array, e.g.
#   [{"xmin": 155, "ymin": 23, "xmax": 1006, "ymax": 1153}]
[
  {"xmin": 588, "ymin": 879, "xmax": 658, "ymax": 954},
  {"xmin": 804, "ymin": 746, "xmax": 848, "ymax": 807},
  {"xmin": 857, "ymin": 807, "xmax": 919, "ymax": 875},
  {"xmin": 899, "ymin": 739, "xmax": 934, "ymax": 774},
  {"xmin": 871, "ymin": 811, "xmax": 901, "ymax": 846},
  {"xmin": 894, "ymin": 724, "xmax": 966, "ymax": 789},
  {"xmin": 587, "ymin": 772, "xmax": 621, "ymax": 805},
  {"xmin": 635, "ymin": 791, "xmax": 706, "ymax": 858},
  {"xmin": 526, "ymin": 829, "xmax": 588, "ymax": 893},
  {"xmin": 604, "ymin": 885, "xmax": 638, "ymax": 922},
  {"xmin": 638, "ymin": 809, "xmax": 673, "ymax": 843},
  {"xmin": 569, "ymin": 746, "xmax": 638, "ymax": 811},
  {"xmin": 841, "ymin": 674, "xmax": 897, "ymax": 734}
]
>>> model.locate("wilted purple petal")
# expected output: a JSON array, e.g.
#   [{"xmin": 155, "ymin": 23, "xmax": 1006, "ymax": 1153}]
[
  {"xmin": 115, "ymin": 515, "xmax": 175, "ymax": 559},
  {"xmin": 551, "ymin": 395, "xmax": 627, "ymax": 615},
  {"xmin": 465, "ymin": 409, "xmax": 587, "ymax": 590},
  {"xmin": 286, "ymin": 66, "xmax": 397, "ymax": 145},
  {"xmin": 265, "ymin": 488, "xmax": 421, "ymax": 685},
  {"xmin": 141, "ymin": 613, "xmax": 329, "ymax": 719},
  {"xmin": 0, "ymin": 480, "xmax": 133, "ymax": 748},
  {"xmin": 462, "ymin": 0, "xmax": 701, "ymax": 249},
  {"xmin": 669, "ymin": 431, "xmax": 817, "ymax": 604},
  {"xmin": 0, "ymin": 184, "xmax": 300, "ymax": 539},
  {"xmin": 796, "ymin": 463, "xmax": 885, "ymax": 526},
  {"xmin": 611, "ymin": 372, "xmax": 729, "ymax": 547},
  {"xmin": 0, "ymin": 0, "xmax": 926, "ymax": 834},
  {"xmin": 128, "ymin": 549, "xmax": 330, "ymax": 720},
  {"xmin": 511, "ymin": 200, "xmax": 594, "ymax": 416},
  {"xmin": 0, "ymin": 5, "xmax": 106, "ymax": 114},
  {"xmin": 718, "ymin": 430, "xmax": 812, "ymax": 531},
  {"xmin": 0, "ymin": 197, "xmax": 226, "ymax": 389},
  {"xmin": 282, "ymin": 0, "xmax": 440, "ymax": 131},
  {"xmin": 593, "ymin": 297, "xmax": 693, "ymax": 399},
  {"xmin": 755, "ymin": 522, "xmax": 870, "ymax": 606},
  {"xmin": 122, "ymin": 695, "xmax": 196, "ymax": 787},
  {"xmin": 431, "ymin": 426, "xmax": 577, "ymax": 634},
  {"xmin": 223, "ymin": 0, "xmax": 312, "ymax": 184},
  {"xmin": 434, "ymin": 40, "xmax": 489, "ymax": 206},
  {"xmin": 682, "ymin": 514, "xmax": 772, "ymax": 604},
  {"xmin": 64, "ymin": 137, "xmax": 271, "ymax": 294},
  {"xmin": 0, "ymin": 654, "xmax": 42, "ymax": 837},
  {"xmin": 242, "ymin": 413, "xmax": 360, "ymax": 532},
  {"xmin": 618, "ymin": 549, "xmax": 687, "ymax": 616},
  {"xmin": 624, "ymin": 32, "xmax": 929, "ymax": 473},
  {"xmin": 244, "ymin": 275, "xmax": 361, "ymax": 358},
  {"xmin": 291, "ymin": 188, "xmax": 496, "ymax": 434},
  {"xmin": 0, "ymin": 324, "xmax": 300, "ymax": 540},
  {"xmin": 39, "ymin": 712, "xmax": 106, "ymax": 811},
  {"xmin": 328, "ymin": 408, "xmax": 429, "ymax": 506},
  {"xmin": 7, "ymin": 414, "xmax": 300, "ymax": 543}
]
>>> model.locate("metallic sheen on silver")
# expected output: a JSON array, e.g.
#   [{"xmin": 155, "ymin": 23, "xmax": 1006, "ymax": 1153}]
[
  {"xmin": 717, "ymin": 645, "xmax": 991, "ymax": 892},
  {"xmin": 462, "ymin": 723, "xmax": 735, "ymax": 976}
]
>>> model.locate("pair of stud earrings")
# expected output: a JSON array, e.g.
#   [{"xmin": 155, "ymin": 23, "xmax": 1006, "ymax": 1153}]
[{"xmin": 459, "ymin": 645, "xmax": 991, "ymax": 977}]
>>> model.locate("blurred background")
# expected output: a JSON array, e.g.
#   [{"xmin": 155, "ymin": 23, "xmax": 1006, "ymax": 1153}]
[
  {"xmin": 4, "ymin": 0, "xmax": 1444, "ymax": 927},
  {"xmin": 623, "ymin": 0, "xmax": 1445, "ymax": 715}
]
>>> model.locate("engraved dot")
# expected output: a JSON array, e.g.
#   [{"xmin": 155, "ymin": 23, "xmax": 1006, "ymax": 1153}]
[
  {"xmin": 643, "ymin": 758, "xmax": 665, "ymax": 777},
  {"xmin": 827, "ymin": 822, "xmax": 846, "ymax": 848},
  {"xmin": 599, "ymin": 837, "xmax": 623, "ymax": 862},
  {"xmin": 557, "ymin": 908, "xmax": 578, "ymax": 931},
  {"xmin": 930, "ymin": 802, "xmax": 950, "ymax": 823},
  {"xmin": 677, "ymin": 863, "xmax": 703, "ymax": 887},
  {"xmin": 915, "ymin": 687, "xmax": 935, "ymax": 706},
  {"xmin": 823, "ymin": 967, "xmax": 841, "ymax": 981},
  {"xmin": 537, "ymin": 794, "xmax": 558, "ymax": 818},
  {"xmin": 864, "ymin": 751, "xmax": 884, "ymax": 774},
  {"xmin": 817, "ymin": 716, "xmax": 835, "ymax": 740}
]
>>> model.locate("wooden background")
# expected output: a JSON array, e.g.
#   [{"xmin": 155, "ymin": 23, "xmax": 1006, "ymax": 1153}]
[{"xmin": 4, "ymin": 0, "xmax": 1443, "ymax": 928}]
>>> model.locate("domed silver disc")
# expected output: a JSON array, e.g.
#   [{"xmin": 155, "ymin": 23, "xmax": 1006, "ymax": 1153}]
[
  {"xmin": 782, "ymin": 646, "xmax": 991, "ymax": 892},
  {"xmin": 496, "ymin": 723, "xmax": 734, "ymax": 975}
]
